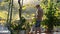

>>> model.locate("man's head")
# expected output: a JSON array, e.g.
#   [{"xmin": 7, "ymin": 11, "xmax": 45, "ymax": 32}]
[{"xmin": 36, "ymin": 5, "xmax": 40, "ymax": 8}]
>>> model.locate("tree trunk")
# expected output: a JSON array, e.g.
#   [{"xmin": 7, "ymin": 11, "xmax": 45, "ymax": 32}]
[{"xmin": 18, "ymin": 0, "xmax": 22, "ymax": 34}]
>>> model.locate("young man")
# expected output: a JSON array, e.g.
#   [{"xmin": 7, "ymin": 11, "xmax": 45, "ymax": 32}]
[
  {"xmin": 29, "ymin": 5, "xmax": 43, "ymax": 34},
  {"xmin": 35, "ymin": 4, "xmax": 43, "ymax": 34},
  {"xmin": 35, "ymin": 5, "xmax": 43, "ymax": 27}
]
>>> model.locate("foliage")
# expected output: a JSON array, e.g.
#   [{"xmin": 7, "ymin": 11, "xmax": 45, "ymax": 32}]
[
  {"xmin": 0, "ymin": 11, "xmax": 7, "ymax": 19},
  {"xmin": 0, "ymin": 0, "xmax": 60, "ymax": 31},
  {"xmin": 10, "ymin": 17, "xmax": 26, "ymax": 30},
  {"xmin": 40, "ymin": 0, "xmax": 60, "ymax": 31},
  {"xmin": 4, "ymin": 0, "xmax": 9, "ymax": 2}
]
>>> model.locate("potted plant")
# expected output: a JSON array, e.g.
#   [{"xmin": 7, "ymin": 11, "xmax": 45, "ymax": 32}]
[
  {"xmin": 15, "ymin": 17, "xmax": 26, "ymax": 34},
  {"xmin": 9, "ymin": 17, "xmax": 26, "ymax": 34}
]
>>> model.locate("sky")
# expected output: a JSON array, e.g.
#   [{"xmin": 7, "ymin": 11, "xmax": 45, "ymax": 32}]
[
  {"xmin": 14, "ymin": 0, "xmax": 40, "ymax": 5},
  {"xmin": 0, "ymin": 0, "xmax": 40, "ymax": 5},
  {"xmin": 0, "ymin": 0, "xmax": 40, "ymax": 19},
  {"xmin": 0, "ymin": 0, "xmax": 2, "ymax": 2}
]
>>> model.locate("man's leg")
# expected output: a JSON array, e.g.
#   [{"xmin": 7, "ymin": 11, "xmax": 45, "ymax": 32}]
[
  {"xmin": 29, "ymin": 20, "xmax": 41, "ymax": 34},
  {"xmin": 35, "ymin": 20, "xmax": 41, "ymax": 34}
]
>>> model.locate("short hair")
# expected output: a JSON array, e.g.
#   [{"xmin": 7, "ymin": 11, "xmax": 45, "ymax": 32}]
[{"xmin": 36, "ymin": 5, "xmax": 40, "ymax": 7}]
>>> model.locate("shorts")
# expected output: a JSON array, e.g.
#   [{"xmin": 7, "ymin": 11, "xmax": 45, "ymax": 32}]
[{"xmin": 35, "ymin": 20, "xmax": 41, "ymax": 27}]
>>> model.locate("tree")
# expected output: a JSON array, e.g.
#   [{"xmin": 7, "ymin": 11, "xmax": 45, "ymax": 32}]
[
  {"xmin": 45, "ymin": 2, "xmax": 56, "ymax": 32},
  {"xmin": 41, "ymin": 0, "xmax": 58, "ymax": 32}
]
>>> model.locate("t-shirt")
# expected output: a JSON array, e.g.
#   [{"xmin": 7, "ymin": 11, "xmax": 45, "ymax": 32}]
[{"xmin": 36, "ymin": 7, "xmax": 43, "ymax": 21}]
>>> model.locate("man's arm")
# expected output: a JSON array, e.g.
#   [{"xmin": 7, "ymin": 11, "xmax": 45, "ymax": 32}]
[{"xmin": 35, "ymin": 11, "xmax": 38, "ymax": 18}]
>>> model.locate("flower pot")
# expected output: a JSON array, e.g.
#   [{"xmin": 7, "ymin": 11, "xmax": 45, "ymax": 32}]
[{"xmin": 19, "ymin": 30, "xmax": 26, "ymax": 34}]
